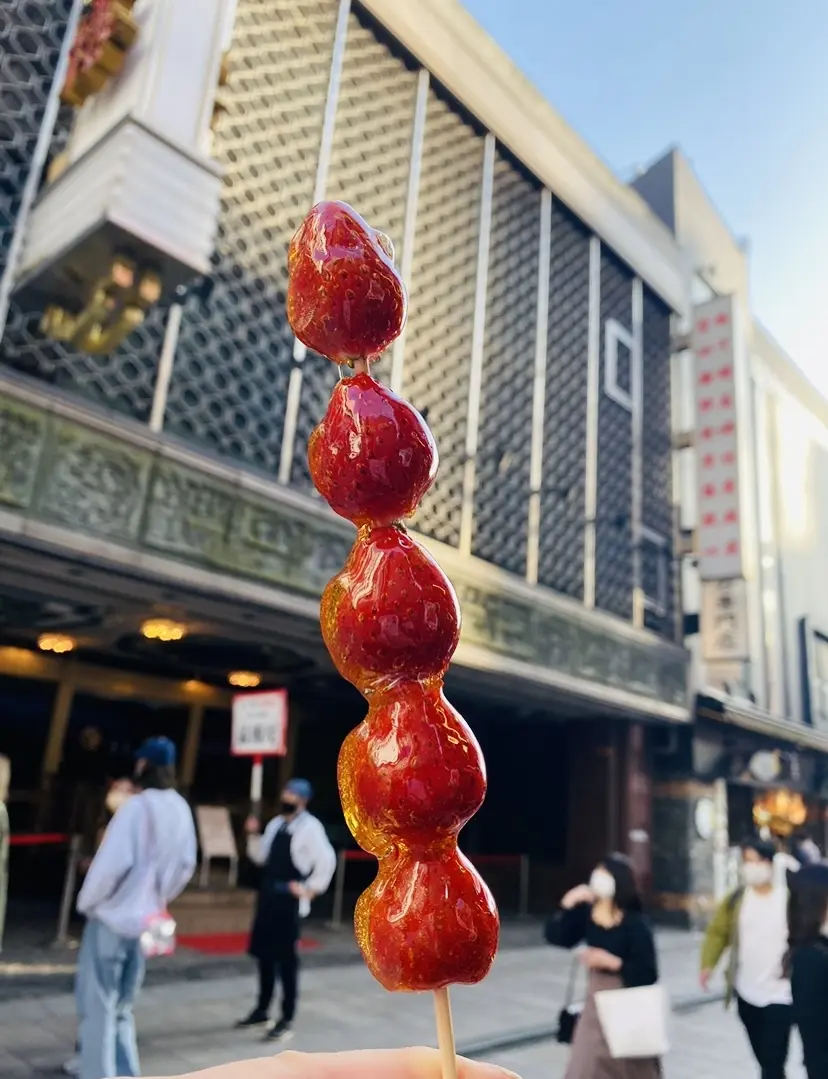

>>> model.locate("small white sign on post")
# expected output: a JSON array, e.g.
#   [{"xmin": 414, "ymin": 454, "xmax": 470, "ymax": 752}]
[
  {"xmin": 231, "ymin": 690, "xmax": 288, "ymax": 757},
  {"xmin": 232, "ymin": 690, "xmax": 289, "ymax": 826}
]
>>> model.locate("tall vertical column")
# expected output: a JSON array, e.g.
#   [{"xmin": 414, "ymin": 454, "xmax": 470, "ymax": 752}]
[{"xmin": 620, "ymin": 722, "xmax": 652, "ymax": 895}]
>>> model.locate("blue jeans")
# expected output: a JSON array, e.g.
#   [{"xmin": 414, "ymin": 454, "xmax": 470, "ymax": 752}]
[{"xmin": 76, "ymin": 919, "xmax": 146, "ymax": 1079}]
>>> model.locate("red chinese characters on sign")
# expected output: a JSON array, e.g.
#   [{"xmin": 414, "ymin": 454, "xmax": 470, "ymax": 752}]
[{"xmin": 691, "ymin": 295, "xmax": 742, "ymax": 579}]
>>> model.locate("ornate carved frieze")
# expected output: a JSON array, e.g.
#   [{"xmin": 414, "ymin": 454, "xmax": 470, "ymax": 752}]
[{"xmin": 0, "ymin": 390, "xmax": 688, "ymax": 714}]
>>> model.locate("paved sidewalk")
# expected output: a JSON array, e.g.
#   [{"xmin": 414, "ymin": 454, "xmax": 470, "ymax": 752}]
[
  {"xmin": 0, "ymin": 917, "xmax": 555, "ymax": 1002},
  {"xmin": 2, "ymin": 931, "xmax": 801, "ymax": 1078}
]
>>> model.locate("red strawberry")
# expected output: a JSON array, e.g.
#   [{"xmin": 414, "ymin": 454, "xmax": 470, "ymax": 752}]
[
  {"xmin": 309, "ymin": 372, "xmax": 437, "ymax": 527},
  {"xmin": 339, "ymin": 683, "xmax": 487, "ymax": 845},
  {"xmin": 287, "ymin": 201, "xmax": 407, "ymax": 363},
  {"xmin": 355, "ymin": 846, "xmax": 499, "ymax": 991},
  {"xmin": 320, "ymin": 526, "xmax": 460, "ymax": 695}
]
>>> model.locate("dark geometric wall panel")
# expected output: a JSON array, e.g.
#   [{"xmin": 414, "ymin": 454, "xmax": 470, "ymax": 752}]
[
  {"xmin": 290, "ymin": 8, "xmax": 418, "ymax": 490},
  {"xmin": 537, "ymin": 202, "xmax": 591, "ymax": 598},
  {"xmin": 471, "ymin": 151, "xmax": 540, "ymax": 574},
  {"xmin": 595, "ymin": 248, "xmax": 634, "ymax": 620},
  {"xmin": 403, "ymin": 87, "xmax": 484, "ymax": 547},
  {"xmin": 0, "ymin": 0, "xmax": 70, "ymax": 275},
  {"xmin": 641, "ymin": 287, "xmax": 675, "ymax": 637},
  {"xmin": 163, "ymin": 0, "xmax": 339, "ymax": 473},
  {"xmin": 0, "ymin": 0, "xmax": 164, "ymax": 423}
]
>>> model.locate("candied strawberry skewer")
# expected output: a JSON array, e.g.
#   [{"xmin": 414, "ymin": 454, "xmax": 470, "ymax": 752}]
[{"xmin": 288, "ymin": 201, "xmax": 500, "ymax": 1076}]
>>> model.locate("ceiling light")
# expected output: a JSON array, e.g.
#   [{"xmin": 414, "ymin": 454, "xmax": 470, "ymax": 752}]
[
  {"xmin": 228, "ymin": 670, "xmax": 261, "ymax": 688},
  {"xmin": 141, "ymin": 618, "xmax": 187, "ymax": 642},
  {"xmin": 37, "ymin": 633, "xmax": 76, "ymax": 654}
]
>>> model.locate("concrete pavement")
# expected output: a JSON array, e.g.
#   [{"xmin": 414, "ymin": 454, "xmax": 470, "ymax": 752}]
[{"xmin": 0, "ymin": 929, "xmax": 807, "ymax": 1078}]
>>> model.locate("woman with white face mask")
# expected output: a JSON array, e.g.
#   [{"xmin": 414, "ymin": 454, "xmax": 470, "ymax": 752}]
[
  {"xmin": 786, "ymin": 863, "xmax": 828, "ymax": 1078},
  {"xmin": 700, "ymin": 836, "xmax": 792, "ymax": 1079},
  {"xmin": 545, "ymin": 853, "xmax": 661, "ymax": 1078}
]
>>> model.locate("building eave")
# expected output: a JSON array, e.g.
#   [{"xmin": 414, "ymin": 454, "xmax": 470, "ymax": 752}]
[{"xmin": 697, "ymin": 691, "xmax": 828, "ymax": 754}]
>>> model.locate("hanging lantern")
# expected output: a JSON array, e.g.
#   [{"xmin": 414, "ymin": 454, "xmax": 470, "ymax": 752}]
[{"xmin": 61, "ymin": 0, "xmax": 140, "ymax": 109}]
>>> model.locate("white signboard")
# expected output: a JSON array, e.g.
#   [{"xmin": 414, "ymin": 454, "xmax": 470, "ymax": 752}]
[
  {"xmin": 231, "ymin": 690, "xmax": 288, "ymax": 757},
  {"xmin": 692, "ymin": 295, "xmax": 743, "ymax": 579},
  {"xmin": 196, "ymin": 805, "xmax": 238, "ymax": 860},
  {"xmin": 701, "ymin": 577, "xmax": 749, "ymax": 661}
]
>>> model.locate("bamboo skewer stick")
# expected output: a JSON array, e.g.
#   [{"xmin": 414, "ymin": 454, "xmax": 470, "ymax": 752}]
[{"xmin": 434, "ymin": 987, "xmax": 459, "ymax": 1079}]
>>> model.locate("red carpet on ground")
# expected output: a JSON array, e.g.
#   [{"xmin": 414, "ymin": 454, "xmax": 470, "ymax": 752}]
[{"xmin": 178, "ymin": 932, "xmax": 321, "ymax": 956}]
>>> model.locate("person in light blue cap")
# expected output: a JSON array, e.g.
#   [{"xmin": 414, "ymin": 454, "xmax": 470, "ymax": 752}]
[
  {"xmin": 74, "ymin": 736, "xmax": 196, "ymax": 1079},
  {"xmin": 238, "ymin": 778, "xmax": 336, "ymax": 1042}
]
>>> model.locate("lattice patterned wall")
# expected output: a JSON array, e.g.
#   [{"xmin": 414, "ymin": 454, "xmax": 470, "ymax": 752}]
[
  {"xmin": 595, "ymin": 247, "xmax": 634, "ymax": 620},
  {"xmin": 162, "ymin": 0, "xmax": 340, "ymax": 472},
  {"xmin": 0, "ymin": 0, "xmax": 680, "ymax": 642},
  {"xmin": 641, "ymin": 287, "xmax": 676, "ymax": 636},
  {"xmin": 0, "ymin": 0, "xmax": 70, "ymax": 275},
  {"xmin": 537, "ymin": 202, "xmax": 591, "ymax": 599},
  {"xmin": 290, "ymin": 7, "xmax": 419, "ymax": 490},
  {"xmin": 0, "ymin": 0, "xmax": 166, "ymax": 422},
  {"xmin": 471, "ymin": 151, "xmax": 540, "ymax": 575},
  {"xmin": 402, "ymin": 86, "xmax": 484, "ymax": 548}
]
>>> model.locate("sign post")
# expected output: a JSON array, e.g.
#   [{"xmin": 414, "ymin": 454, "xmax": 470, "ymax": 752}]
[{"xmin": 231, "ymin": 690, "xmax": 288, "ymax": 822}]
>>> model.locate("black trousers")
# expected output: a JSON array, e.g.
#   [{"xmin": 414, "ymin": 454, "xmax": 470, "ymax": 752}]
[
  {"xmin": 737, "ymin": 996, "xmax": 793, "ymax": 1079},
  {"xmin": 256, "ymin": 951, "xmax": 299, "ymax": 1022}
]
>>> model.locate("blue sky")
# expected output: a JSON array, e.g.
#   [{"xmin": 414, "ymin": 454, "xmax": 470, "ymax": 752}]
[{"xmin": 462, "ymin": 0, "xmax": 828, "ymax": 396}]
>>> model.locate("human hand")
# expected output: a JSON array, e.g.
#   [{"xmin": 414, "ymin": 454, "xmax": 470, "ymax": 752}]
[
  {"xmin": 581, "ymin": 947, "xmax": 622, "ymax": 972},
  {"xmin": 288, "ymin": 881, "xmax": 309, "ymax": 899},
  {"xmin": 561, "ymin": 884, "xmax": 595, "ymax": 909},
  {"xmin": 145, "ymin": 1047, "xmax": 521, "ymax": 1079},
  {"xmin": 244, "ymin": 815, "xmax": 260, "ymax": 835},
  {"xmin": 699, "ymin": 968, "xmax": 712, "ymax": 991}
]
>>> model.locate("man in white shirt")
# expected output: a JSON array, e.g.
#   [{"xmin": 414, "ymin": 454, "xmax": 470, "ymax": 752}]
[
  {"xmin": 701, "ymin": 837, "xmax": 792, "ymax": 1079},
  {"xmin": 75, "ymin": 737, "xmax": 197, "ymax": 1079},
  {"xmin": 237, "ymin": 778, "xmax": 336, "ymax": 1042}
]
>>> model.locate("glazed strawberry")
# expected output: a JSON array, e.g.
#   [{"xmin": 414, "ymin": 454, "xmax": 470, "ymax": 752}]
[
  {"xmin": 339, "ymin": 683, "xmax": 486, "ymax": 844},
  {"xmin": 354, "ymin": 848, "xmax": 499, "ymax": 992},
  {"xmin": 287, "ymin": 201, "xmax": 407, "ymax": 363},
  {"xmin": 293, "ymin": 196, "xmax": 499, "ymax": 1002},
  {"xmin": 308, "ymin": 373, "xmax": 437, "ymax": 526},
  {"xmin": 320, "ymin": 526, "xmax": 460, "ymax": 694}
]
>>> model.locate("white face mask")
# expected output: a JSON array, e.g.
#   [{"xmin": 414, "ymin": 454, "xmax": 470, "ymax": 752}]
[
  {"xmin": 589, "ymin": 868, "xmax": 616, "ymax": 900},
  {"xmin": 742, "ymin": 861, "xmax": 774, "ymax": 888}
]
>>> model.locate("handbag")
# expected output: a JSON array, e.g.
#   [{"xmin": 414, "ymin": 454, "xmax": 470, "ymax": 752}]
[
  {"xmin": 138, "ymin": 799, "xmax": 177, "ymax": 959},
  {"xmin": 556, "ymin": 953, "xmax": 584, "ymax": 1045},
  {"xmin": 594, "ymin": 983, "xmax": 671, "ymax": 1059}
]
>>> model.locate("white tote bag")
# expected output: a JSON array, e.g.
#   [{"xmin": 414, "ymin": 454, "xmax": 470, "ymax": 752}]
[{"xmin": 594, "ymin": 983, "xmax": 671, "ymax": 1059}]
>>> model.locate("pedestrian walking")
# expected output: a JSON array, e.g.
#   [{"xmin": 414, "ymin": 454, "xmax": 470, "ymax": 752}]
[
  {"xmin": 700, "ymin": 836, "xmax": 792, "ymax": 1079},
  {"xmin": 236, "ymin": 778, "xmax": 336, "ymax": 1042},
  {"xmin": 545, "ymin": 853, "xmax": 662, "ymax": 1078},
  {"xmin": 63, "ymin": 777, "xmax": 138, "ymax": 1078},
  {"xmin": 75, "ymin": 738, "xmax": 196, "ymax": 1079},
  {"xmin": 786, "ymin": 862, "xmax": 828, "ymax": 1078}
]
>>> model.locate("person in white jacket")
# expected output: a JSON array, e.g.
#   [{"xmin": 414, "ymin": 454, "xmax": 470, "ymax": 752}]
[
  {"xmin": 236, "ymin": 779, "xmax": 336, "ymax": 1042},
  {"xmin": 75, "ymin": 737, "xmax": 196, "ymax": 1079}
]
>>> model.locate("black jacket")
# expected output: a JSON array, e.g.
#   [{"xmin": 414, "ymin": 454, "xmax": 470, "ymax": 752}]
[
  {"xmin": 791, "ymin": 939, "xmax": 828, "ymax": 1079},
  {"xmin": 545, "ymin": 902, "xmax": 658, "ymax": 988}
]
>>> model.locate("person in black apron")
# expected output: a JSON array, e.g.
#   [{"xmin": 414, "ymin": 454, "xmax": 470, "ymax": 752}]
[{"xmin": 236, "ymin": 779, "xmax": 336, "ymax": 1042}]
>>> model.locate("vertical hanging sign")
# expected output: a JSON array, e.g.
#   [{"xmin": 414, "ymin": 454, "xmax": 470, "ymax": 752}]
[{"xmin": 692, "ymin": 295, "xmax": 743, "ymax": 580}]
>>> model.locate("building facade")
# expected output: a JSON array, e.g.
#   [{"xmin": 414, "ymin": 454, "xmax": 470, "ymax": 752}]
[
  {"xmin": 0, "ymin": 0, "xmax": 689, "ymax": 907},
  {"xmin": 634, "ymin": 149, "xmax": 828, "ymax": 922}
]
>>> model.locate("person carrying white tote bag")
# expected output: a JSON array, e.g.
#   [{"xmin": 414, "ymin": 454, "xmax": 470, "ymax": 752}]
[{"xmin": 544, "ymin": 853, "xmax": 666, "ymax": 1079}]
